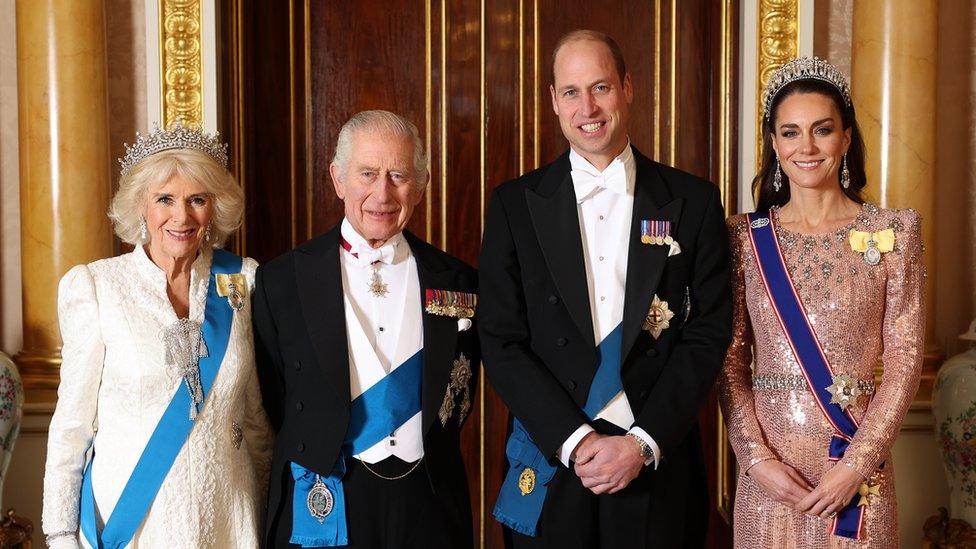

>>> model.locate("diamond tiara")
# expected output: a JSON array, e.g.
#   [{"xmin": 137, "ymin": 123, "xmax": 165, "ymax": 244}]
[
  {"xmin": 119, "ymin": 119, "xmax": 229, "ymax": 176},
  {"xmin": 762, "ymin": 57, "xmax": 852, "ymax": 120}
]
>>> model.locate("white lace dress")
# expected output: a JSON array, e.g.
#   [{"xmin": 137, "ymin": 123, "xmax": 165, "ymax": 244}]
[{"xmin": 42, "ymin": 246, "xmax": 273, "ymax": 548}]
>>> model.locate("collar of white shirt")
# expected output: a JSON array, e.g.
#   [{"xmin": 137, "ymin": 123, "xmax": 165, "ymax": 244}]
[
  {"xmin": 339, "ymin": 218, "xmax": 407, "ymax": 267},
  {"xmin": 569, "ymin": 142, "xmax": 636, "ymax": 203}
]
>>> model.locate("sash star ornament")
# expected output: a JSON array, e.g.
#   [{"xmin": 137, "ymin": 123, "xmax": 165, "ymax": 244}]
[
  {"xmin": 643, "ymin": 295, "xmax": 674, "ymax": 339},
  {"xmin": 438, "ymin": 353, "xmax": 473, "ymax": 426},
  {"xmin": 825, "ymin": 373, "xmax": 863, "ymax": 411},
  {"xmin": 849, "ymin": 229, "xmax": 894, "ymax": 266}
]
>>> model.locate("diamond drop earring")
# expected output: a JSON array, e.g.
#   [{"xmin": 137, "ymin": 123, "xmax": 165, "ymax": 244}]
[
  {"xmin": 204, "ymin": 223, "xmax": 212, "ymax": 243},
  {"xmin": 841, "ymin": 154, "xmax": 850, "ymax": 189},
  {"xmin": 773, "ymin": 158, "xmax": 783, "ymax": 192},
  {"xmin": 139, "ymin": 216, "xmax": 148, "ymax": 242}
]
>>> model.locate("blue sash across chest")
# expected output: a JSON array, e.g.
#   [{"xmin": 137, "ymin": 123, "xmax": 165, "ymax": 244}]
[
  {"xmin": 492, "ymin": 323, "xmax": 623, "ymax": 537},
  {"xmin": 80, "ymin": 249, "xmax": 242, "ymax": 549},
  {"xmin": 288, "ymin": 349, "xmax": 423, "ymax": 548},
  {"xmin": 747, "ymin": 211, "xmax": 869, "ymax": 540}
]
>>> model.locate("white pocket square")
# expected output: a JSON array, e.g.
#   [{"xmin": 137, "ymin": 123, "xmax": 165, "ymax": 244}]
[
  {"xmin": 457, "ymin": 318, "xmax": 472, "ymax": 332},
  {"xmin": 668, "ymin": 241, "xmax": 682, "ymax": 257}
]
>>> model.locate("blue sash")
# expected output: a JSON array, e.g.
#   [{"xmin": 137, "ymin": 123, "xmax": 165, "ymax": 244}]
[
  {"xmin": 290, "ymin": 350, "xmax": 423, "ymax": 548},
  {"xmin": 80, "ymin": 249, "xmax": 242, "ymax": 549},
  {"xmin": 493, "ymin": 324, "xmax": 623, "ymax": 537},
  {"xmin": 747, "ymin": 212, "xmax": 867, "ymax": 539}
]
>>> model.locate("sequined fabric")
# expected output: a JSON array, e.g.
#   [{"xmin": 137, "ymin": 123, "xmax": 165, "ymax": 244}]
[{"xmin": 719, "ymin": 204, "xmax": 924, "ymax": 548}]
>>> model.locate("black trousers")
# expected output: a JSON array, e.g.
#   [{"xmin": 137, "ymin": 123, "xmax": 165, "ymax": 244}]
[
  {"xmin": 508, "ymin": 420, "xmax": 708, "ymax": 549},
  {"xmin": 271, "ymin": 456, "xmax": 467, "ymax": 549}
]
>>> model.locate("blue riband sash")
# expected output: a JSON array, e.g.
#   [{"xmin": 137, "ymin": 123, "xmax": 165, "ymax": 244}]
[
  {"xmin": 493, "ymin": 324, "xmax": 623, "ymax": 537},
  {"xmin": 80, "ymin": 249, "xmax": 242, "ymax": 549},
  {"xmin": 747, "ymin": 212, "xmax": 867, "ymax": 539},
  {"xmin": 290, "ymin": 350, "xmax": 423, "ymax": 547}
]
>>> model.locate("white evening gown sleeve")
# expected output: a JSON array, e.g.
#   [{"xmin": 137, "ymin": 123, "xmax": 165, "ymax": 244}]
[
  {"xmin": 42, "ymin": 265, "xmax": 106, "ymax": 549},
  {"xmin": 242, "ymin": 257, "xmax": 273, "ymax": 506}
]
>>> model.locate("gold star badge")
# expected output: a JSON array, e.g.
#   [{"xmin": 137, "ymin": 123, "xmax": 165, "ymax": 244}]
[{"xmin": 643, "ymin": 295, "xmax": 674, "ymax": 339}]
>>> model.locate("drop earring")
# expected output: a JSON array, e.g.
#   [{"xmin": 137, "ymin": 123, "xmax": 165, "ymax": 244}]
[
  {"xmin": 204, "ymin": 223, "xmax": 212, "ymax": 243},
  {"xmin": 139, "ymin": 216, "xmax": 148, "ymax": 242},
  {"xmin": 841, "ymin": 154, "xmax": 850, "ymax": 189},
  {"xmin": 773, "ymin": 157, "xmax": 783, "ymax": 192}
]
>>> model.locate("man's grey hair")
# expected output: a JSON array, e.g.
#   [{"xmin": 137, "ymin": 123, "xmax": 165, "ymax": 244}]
[{"xmin": 332, "ymin": 110, "xmax": 429, "ymax": 184}]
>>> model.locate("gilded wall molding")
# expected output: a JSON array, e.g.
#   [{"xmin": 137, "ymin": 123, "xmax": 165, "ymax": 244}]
[
  {"xmin": 756, "ymin": 0, "xmax": 799, "ymax": 165},
  {"xmin": 160, "ymin": 0, "xmax": 203, "ymax": 126}
]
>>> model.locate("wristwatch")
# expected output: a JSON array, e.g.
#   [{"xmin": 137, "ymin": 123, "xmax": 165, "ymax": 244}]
[{"xmin": 627, "ymin": 432, "xmax": 655, "ymax": 466}]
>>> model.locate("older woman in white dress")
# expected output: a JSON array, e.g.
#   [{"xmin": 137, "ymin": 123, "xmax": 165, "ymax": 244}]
[{"xmin": 42, "ymin": 122, "xmax": 272, "ymax": 548}]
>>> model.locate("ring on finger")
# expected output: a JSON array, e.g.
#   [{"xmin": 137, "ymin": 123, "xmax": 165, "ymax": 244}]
[{"xmin": 828, "ymin": 511, "xmax": 837, "ymax": 518}]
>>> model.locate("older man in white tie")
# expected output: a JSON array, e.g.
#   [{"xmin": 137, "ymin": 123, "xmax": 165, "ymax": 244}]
[{"xmin": 254, "ymin": 110, "xmax": 480, "ymax": 549}]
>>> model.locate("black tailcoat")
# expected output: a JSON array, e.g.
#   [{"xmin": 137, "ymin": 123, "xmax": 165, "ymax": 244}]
[
  {"xmin": 478, "ymin": 148, "xmax": 732, "ymax": 547},
  {"xmin": 253, "ymin": 225, "xmax": 479, "ymax": 548}
]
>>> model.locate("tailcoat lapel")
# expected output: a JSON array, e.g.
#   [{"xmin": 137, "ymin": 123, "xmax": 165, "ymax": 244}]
[
  {"xmin": 405, "ymin": 232, "xmax": 458, "ymax": 436},
  {"xmin": 525, "ymin": 153, "xmax": 596, "ymax": 348},
  {"xmin": 621, "ymin": 150, "xmax": 684, "ymax": 360},
  {"xmin": 295, "ymin": 226, "xmax": 351, "ymax": 405}
]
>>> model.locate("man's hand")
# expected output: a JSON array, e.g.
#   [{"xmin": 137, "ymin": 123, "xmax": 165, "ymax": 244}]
[
  {"xmin": 747, "ymin": 460, "xmax": 813, "ymax": 507},
  {"xmin": 572, "ymin": 435, "xmax": 644, "ymax": 494}
]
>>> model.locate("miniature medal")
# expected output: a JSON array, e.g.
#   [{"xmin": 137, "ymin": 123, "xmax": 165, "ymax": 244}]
[
  {"xmin": 307, "ymin": 475, "xmax": 335, "ymax": 523},
  {"xmin": 518, "ymin": 467, "xmax": 536, "ymax": 495}
]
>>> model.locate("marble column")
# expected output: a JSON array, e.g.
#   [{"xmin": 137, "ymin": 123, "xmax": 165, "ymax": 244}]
[
  {"xmin": 851, "ymin": 0, "xmax": 940, "ymax": 393},
  {"xmin": 15, "ymin": 0, "xmax": 113, "ymax": 402}
]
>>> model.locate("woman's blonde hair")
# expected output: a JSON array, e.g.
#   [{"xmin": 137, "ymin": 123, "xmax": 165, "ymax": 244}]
[{"xmin": 108, "ymin": 148, "xmax": 244, "ymax": 247}]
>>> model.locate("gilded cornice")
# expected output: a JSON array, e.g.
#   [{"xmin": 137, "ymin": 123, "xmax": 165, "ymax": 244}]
[{"xmin": 160, "ymin": 0, "xmax": 203, "ymax": 126}]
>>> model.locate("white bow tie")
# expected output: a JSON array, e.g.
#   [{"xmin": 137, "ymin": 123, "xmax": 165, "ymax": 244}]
[
  {"xmin": 571, "ymin": 159, "xmax": 628, "ymax": 202},
  {"xmin": 354, "ymin": 242, "xmax": 396, "ymax": 266}
]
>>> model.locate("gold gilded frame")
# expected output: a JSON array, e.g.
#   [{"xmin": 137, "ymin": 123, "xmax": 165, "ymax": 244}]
[{"xmin": 160, "ymin": 0, "xmax": 204, "ymax": 126}]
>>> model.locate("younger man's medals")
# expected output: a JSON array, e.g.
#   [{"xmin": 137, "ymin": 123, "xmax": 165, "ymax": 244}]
[{"xmin": 641, "ymin": 219, "xmax": 672, "ymax": 246}]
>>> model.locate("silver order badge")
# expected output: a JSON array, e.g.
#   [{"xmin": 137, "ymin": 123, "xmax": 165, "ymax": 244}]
[
  {"xmin": 307, "ymin": 475, "xmax": 334, "ymax": 523},
  {"xmin": 226, "ymin": 282, "xmax": 246, "ymax": 311},
  {"xmin": 863, "ymin": 238, "xmax": 882, "ymax": 266}
]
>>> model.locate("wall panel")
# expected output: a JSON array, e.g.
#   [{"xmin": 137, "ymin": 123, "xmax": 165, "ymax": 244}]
[{"xmin": 221, "ymin": 1, "xmax": 736, "ymax": 546}]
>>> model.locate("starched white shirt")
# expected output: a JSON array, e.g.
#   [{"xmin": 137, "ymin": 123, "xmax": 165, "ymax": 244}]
[
  {"xmin": 556, "ymin": 144, "xmax": 661, "ymax": 469},
  {"xmin": 339, "ymin": 219, "xmax": 424, "ymax": 463}
]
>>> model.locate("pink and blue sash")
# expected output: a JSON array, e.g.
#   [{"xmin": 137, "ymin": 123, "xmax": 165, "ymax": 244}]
[{"xmin": 747, "ymin": 211, "xmax": 866, "ymax": 540}]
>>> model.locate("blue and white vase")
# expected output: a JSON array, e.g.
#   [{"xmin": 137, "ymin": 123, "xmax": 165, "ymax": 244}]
[
  {"xmin": 934, "ymin": 319, "xmax": 976, "ymax": 528},
  {"xmin": 0, "ymin": 351, "xmax": 23, "ymax": 510}
]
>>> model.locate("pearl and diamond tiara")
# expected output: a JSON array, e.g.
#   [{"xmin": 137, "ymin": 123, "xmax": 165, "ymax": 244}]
[
  {"xmin": 118, "ymin": 119, "xmax": 229, "ymax": 176},
  {"xmin": 762, "ymin": 56, "xmax": 852, "ymax": 120}
]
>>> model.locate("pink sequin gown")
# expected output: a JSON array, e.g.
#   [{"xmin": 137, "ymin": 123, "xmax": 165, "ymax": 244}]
[{"xmin": 719, "ymin": 204, "xmax": 924, "ymax": 548}]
